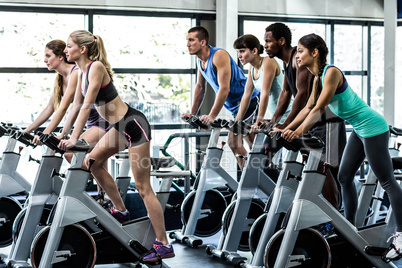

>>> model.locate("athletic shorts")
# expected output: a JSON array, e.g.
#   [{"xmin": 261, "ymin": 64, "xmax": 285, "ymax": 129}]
[
  {"xmin": 232, "ymin": 94, "xmax": 260, "ymax": 124},
  {"xmin": 107, "ymin": 105, "xmax": 152, "ymax": 148}
]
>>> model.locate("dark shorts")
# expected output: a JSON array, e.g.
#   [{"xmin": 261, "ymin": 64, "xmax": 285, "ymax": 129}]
[
  {"xmin": 87, "ymin": 107, "xmax": 110, "ymax": 130},
  {"xmin": 107, "ymin": 106, "xmax": 152, "ymax": 148},
  {"xmin": 232, "ymin": 94, "xmax": 260, "ymax": 124}
]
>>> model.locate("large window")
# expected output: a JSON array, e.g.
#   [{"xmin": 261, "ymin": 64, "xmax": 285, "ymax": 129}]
[
  {"xmin": 0, "ymin": 11, "xmax": 86, "ymax": 124},
  {"xmin": 0, "ymin": 9, "xmax": 195, "ymax": 126},
  {"xmin": 241, "ymin": 18, "xmax": 383, "ymax": 117},
  {"xmin": 93, "ymin": 15, "xmax": 193, "ymax": 123}
]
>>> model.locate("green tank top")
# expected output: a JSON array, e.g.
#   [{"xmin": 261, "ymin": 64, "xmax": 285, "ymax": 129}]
[
  {"xmin": 322, "ymin": 65, "xmax": 388, "ymax": 138},
  {"xmin": 251, "ymin": 57, "xmax": 291, "ymax": 123}
]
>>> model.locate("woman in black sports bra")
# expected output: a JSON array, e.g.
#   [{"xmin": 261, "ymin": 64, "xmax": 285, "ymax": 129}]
[{"xmin": 58, "ymin": 30, "xmax": 174, "ymax": 262}]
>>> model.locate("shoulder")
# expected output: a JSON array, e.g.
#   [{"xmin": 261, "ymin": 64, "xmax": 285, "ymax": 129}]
[
  {"xmin": 213, "ymin": 48, "xmax": 230, "ymax": 59},
  {"xmin": 89, "ymin": 61, "xmax": 107, "ymax": 74},
  {"xmin": 212, "ymin": 49, "xmax": 231, "ymax": 67},
  {"xmin": 262, "ymin": 56, "xmax": 278, "ymax": 69},
  {"xmin": 323, "ymin": 66, "xmax": 343, "ymax": 79}
]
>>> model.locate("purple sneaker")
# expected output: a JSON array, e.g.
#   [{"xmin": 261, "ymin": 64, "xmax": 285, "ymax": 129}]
[
  {"xmin": 142, "ymin": 241, "xmax": 175, "ymax": 263},
  {"xmin": 110, "ymin": 206, "xmax": 130, "ymax": 223}
]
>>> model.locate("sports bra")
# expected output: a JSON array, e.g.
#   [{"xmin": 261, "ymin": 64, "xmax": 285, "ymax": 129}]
[{"xmin": 81, "ymin": 62, "xmax": 118, "ymax": 106}]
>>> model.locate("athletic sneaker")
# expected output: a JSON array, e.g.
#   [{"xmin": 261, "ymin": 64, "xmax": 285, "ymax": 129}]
[
  {"xmin": 141, "ymin": 241, "xmax": 175, "ymax": 263},
  {"xmin": 384, "ymin": 232, "xmax": 402, "ymax": 261},
  {"xmin": 110, "ymin": 206, "xmax": 130, "ymax": 223},
  {"xmin": 316, "ymin": 222, "xmax": 334, "ymax": 237}
]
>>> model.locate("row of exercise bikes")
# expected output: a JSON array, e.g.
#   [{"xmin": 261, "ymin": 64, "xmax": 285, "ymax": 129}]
[
  {"xmin": 0, "ymin": 116, "xmax": 401, "ymax": 267},
  {"xmin": 168, "ymin": 115, "xmax": 402, "ymax": 268},
  {"xmin": 0, "ymin": 122, "xmax": 191, "ymax": 268}
]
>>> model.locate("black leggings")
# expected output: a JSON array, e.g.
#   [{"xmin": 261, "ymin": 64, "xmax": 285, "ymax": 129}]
[{"xmin": 338, "ymin": 130, "xmax": 402, "ymax": 231}]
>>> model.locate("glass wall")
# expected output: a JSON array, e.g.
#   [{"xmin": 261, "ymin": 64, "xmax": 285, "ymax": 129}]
[
  {"xmin": 0, "ymin": 11, "xmax": 86, "ymax": 125},
  {"xmin": 0, "ymin": 10, "xmax": 194, "ymax": 126},
  {"xmin": 242, "ymin": 18, "xmax": 383, "ymax": 118}
]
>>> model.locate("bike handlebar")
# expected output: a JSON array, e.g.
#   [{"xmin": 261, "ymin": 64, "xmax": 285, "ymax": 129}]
[
  {"xmin": 36, "ymin": 132, "xmax": 89, "ymax": 154},
  {"xmin": 271, "ymin": 132, "xmax": 325, "ymax": 152}
]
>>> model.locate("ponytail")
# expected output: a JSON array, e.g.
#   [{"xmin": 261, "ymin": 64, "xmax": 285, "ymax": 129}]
[{"xmin": 69, "ymin": 30, "xmax": 114, "ymax": 81}]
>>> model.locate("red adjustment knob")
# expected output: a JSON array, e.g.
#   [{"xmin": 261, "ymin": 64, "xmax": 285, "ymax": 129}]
[
  {"xmin": 302, "ymin": 154, "xmax": 308, "ymax": 164},
  {"xmin": 323, "ymin": 163, "xmax": 331, "ymax": 174},
  {"xmin": 87, "ymin": 158, "xmax": 96, "ymax": 170},
  {"xmin": 265, "ymin": 146, "xmax": 270, "ymax": 155},
  {"xmin": 18, "ymin": 146, "xmax": 23, "ymax": 154},
  {"xmin": 221, "ymin": 141, "xmax": 226, "ymax": 149}
]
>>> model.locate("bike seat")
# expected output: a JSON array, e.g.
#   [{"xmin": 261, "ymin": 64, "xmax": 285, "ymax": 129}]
[
  {"xmin": 151, "ymin": 157, "xmax": 176, "ymax": 170},
  {"xmin": 392, "ymin": 157, "xmax": 402, "ymax": 170},
  {"xmin": 114, "ymin": 151, "xmax": 129, "ymax": 159},
  {"xmin": 390, "ymin": 125, "xmax": 402, "ymax": 136}
]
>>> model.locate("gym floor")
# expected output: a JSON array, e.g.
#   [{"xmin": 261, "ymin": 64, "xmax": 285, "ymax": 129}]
[
  {"xmin": 2, "ymin": 231, "xmax": 402, "ymax": 267},
  {"xmin": 0, "ymin": 231, "xmax": 247, "ymax": 268}
]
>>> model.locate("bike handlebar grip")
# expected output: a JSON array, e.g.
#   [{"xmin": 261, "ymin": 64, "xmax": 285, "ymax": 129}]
[
  {"xmin": 12, "ymin": 131, "xmax": 36, "ymax": 148},
  {"xmin": 272, "ymin": 132, "xmax": 324, "ymax": 152},
  {"xmin": 38, "ymin": 133, "xmax": 66, "ymax": 154},
  {"xmin": 0, "ymin": 125, "xmax": 7, "ymax": 138}
]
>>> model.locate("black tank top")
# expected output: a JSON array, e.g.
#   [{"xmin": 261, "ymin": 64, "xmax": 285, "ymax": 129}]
[
  {"xmin": 283, "ymin": 47, "xmax": 298, "ymax": 98},
  {"xmin": 82, "ymin": 62, "xmax": 118, "ymax": 106}
]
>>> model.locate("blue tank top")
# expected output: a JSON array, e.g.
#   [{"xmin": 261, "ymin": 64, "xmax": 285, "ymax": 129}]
[
  {"xmin": 251, "ymin": 57, "xmax": 292, "ymax": 122},
  {"xmin": 197, "ymin": 45, "xmax": 259, "ymax": 114},
  {"xmin": 323, "ymin": 65, "xmax": 388, "ymax": 138}
]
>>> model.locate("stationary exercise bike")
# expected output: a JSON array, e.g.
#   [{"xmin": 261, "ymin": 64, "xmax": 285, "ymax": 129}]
[
  {"xmin": 2, "ymin": 130, "xmax": 64, "ymax": 268},
  {"xmin": 239, "ymin": 138, "xmax": 305, "ymax": 268},
  {"xmin": 170, "ymin": 115, "xmax": 239, "ymax": 248},
  {"xmin": 29, "ymin": 133, "xmax": 181, "ymax": 268},
  {"xmin": 0, "ymin": 125, "xmax": 37, "ymax": 247},
  {"xmin": 205, "ymin": 123, "xmax": 280, "ymax": 264},
  {"xmin": 355, "ymin": 125, "xmax": 402, "ymax": 227},
  {"xmin": 264, "ymin": 135, "xmax": 399, "ymax": 268}
]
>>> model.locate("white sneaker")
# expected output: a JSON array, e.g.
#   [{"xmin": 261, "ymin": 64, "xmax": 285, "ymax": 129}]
[{"xmin": 385, "ymin": 232, "xmax": 402, "ymax": 260}]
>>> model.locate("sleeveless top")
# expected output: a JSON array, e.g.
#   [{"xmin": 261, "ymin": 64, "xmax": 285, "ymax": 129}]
[
  {"xmin": 283, "ymin": 47, "xmax": 299, "ymax": 98},
  {"xmin": 197, "ymin": 45, "xmax": 259, "ymax": 114},
  {"xmin": 323, "ymin": 65, "xmax": 388, "ymax": 138},
  {"xmin": 251, "ymin": 57, "xmax": 292, "ymax": 122},
  {"xmin": 80, "ymin": 62, "xmax": 112, "ymax": 129},
  {"xmin": 81, "ymin": 61, "xmax": 118, "ymax": 106}
]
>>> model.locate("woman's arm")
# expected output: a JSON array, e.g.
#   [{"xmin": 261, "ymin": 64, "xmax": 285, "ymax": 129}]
[
  {"xmin": 59, "ymin": 62, "xmax": 104, "ymax": 149},
  {"xmin": 43, "ymin": 69, "xmax": 78, "ymax": 134},
  {"xmin": 57, "ymin": 73, "xmax": 84, "ymax": 138},
  {"xmin": 234, "ymin": 70, "xmax": 254, "ymax": 121},
  {"xmin": 282, "ymin": 68, "xmax": 342, "ymax": 141},
  {"xmin": 23, "ymin": 97, "xmax": 55, "ymax": 133},
  {"xmin": 255, "ymin": 58, "xmax": 277, "ymax": 123}
]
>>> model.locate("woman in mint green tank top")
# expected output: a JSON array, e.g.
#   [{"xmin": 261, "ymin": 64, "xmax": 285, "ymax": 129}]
[
  {"xmin": 276, "ymin": 33, "xmax": 402, "ymax": 263},
  {"xmin": 233, "ymin": 34, "xmax": 291, "ymax": 131}
]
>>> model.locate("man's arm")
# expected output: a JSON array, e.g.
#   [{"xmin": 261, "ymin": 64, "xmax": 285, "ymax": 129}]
[
  {"xmin": 181, "ymin": 69, "xmax": 206, "ymax": 119},
  {"xmin": 208, "ymin": 49, "xmax": 231, "ymax": 120},
  {"xmin": 279, "ymin": 66, "xmax": 311, "ymax": 127}
]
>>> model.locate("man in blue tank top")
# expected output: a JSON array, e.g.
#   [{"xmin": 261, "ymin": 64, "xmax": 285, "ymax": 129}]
[{"xmin": 181, "ymin": 26, "xmax": 259, "ymax": 166}]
